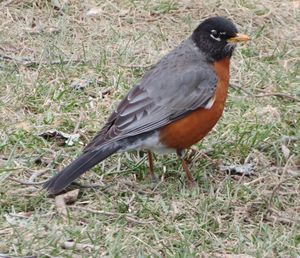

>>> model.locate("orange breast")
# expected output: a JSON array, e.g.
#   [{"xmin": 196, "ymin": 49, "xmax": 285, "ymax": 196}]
[{"xmin": 159, "ymin": 57, "xmax": 230, "ymax": 149}]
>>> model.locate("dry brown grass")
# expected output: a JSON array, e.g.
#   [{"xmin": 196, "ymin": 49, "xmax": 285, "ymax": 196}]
[{"xmin": 0, "ymin": 0, "xmax": 299, "ymax": 257}]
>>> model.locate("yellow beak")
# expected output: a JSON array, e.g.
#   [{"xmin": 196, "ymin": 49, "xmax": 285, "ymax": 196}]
[{"xmin": 227, "ymin": 33, "xmax": 250, "ymax": 43}]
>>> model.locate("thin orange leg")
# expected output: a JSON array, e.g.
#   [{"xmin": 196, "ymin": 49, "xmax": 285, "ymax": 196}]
[
  {"xmin": 147, "ymin": 150, "xmax": 156, "ymax": 181},
  {"xmin": 177, "ymin": 150, "xmax": 196, "ymax": 188}
]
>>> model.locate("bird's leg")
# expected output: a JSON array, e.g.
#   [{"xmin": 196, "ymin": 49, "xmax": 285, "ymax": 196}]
[
  {"xmin": 177, "ymin": 149, "xmax": 196, "ymax": 188},
  {"xmin": 147, "ymin": 150, "xmax": 157, "ymax": 182}
]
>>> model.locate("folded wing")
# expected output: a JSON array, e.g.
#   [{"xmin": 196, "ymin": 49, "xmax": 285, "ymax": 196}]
[{"xmin": 84, "ymin": 38, "xmax": 218, "ymax": 152}]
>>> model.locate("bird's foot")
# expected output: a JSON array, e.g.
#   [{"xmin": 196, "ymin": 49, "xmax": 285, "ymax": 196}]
[
  {"xmin": 148, "ymin": 173, "xmax": 158, "ymax": 183},
  {"xmin": 187, "ymin": 179, "xmax": 197, "ymax": 189}
]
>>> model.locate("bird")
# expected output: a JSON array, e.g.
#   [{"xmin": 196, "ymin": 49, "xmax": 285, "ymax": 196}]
[{"xmin": 44, "ymin": 16, "xmax": 249, "ymax": 195}]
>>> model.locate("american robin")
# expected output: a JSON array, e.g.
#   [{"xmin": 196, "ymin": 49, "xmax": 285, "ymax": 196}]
[{"xmin": 44, "ymin": 16, "xmax": 249, "ymax": 194}]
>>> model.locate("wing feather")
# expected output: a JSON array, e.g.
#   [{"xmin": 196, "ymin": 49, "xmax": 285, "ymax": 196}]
[{"xmin": 84, "ymin": 38, "xmax": 218, "ymax": 152}]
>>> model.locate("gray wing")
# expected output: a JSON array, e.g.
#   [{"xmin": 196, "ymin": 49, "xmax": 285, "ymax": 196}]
[{"xmin": 84, "ymin": 39, "xmax": 217, "ymax": 152}]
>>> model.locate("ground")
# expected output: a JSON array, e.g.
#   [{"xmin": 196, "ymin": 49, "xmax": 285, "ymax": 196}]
[{"xmin": 0, "ymin": 0, "xmax": 299, "ymax": 257}]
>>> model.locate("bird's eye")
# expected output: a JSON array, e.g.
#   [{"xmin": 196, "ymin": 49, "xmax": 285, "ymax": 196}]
[
  {"xmin": 211, "ymin": 30, "xmax": 219, "ymax": 37},
  {"xmin": 210, "ymin": 30, "xmax": 221, "ymax": 41}
]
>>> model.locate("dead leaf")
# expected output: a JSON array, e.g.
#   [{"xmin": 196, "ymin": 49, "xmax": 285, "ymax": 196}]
[
  {"xmin": 86, "ymin": 7, "xmax": 103, "ymax": 17},
  {"xmin": 4, "ymin": 213, "xmax": 29, "ymax": 226},
  {"xmin": 70, "ymin": 78, "xmax": 105, "ymax": 91},
  {"xmin": 0, "ymin": 156, "xmax": 7, "ymax": 167},
  {"xmin": 15, "ymin": 121, "xmax": 31, "ymax": 132},
  {"xmin": 0, "ymin": 242, "xmax": 9, "ymax": 253},
  {"xmin": 293, "ymin": 1, "xmax": 300, "ymax": 9},
  {"xmin": 55, "ymin": 189, "xmax": 80, "ymax": 217},
  {"xmin": 171, "ymin": 201, "xmax": 179, "ymax": 215},
  {"xmin": 9, "ymin": 186, "xmax": 38, "ymax": 194},
  {"xmin": 219, "ymin": 163, "xmax": 253, "ymax": 176},
  {"xmin": 51, "ymin": 0, "xmax": 68, "ymax": 11},
  {"xmin": 252, "ymin": 105, "xmax": 281, "ymax": 123},
  {"xmin": 212, "ymin": 254, "xmax": 255, "ymax": 258},
  {"xmin": 47, "ymin": 27, "xmax": 61, "ymax": 34},
  {"xmin": 281, "ymin": 144, "xmax": 290, "ymax": 160},
  {"xmin": 39, "ymin": 130, "xmax": 80, "ymax": 146}
]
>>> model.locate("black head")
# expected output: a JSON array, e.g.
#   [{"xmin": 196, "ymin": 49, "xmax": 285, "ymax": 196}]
[{"xmin": 192, "ymin": 17, "xmax": 248, "ymax": 62}]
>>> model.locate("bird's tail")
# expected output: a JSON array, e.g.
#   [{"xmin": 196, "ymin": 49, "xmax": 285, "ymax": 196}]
[{"xmin": 43, "ymin": 144, "xmax": 121, "ymax": 195}]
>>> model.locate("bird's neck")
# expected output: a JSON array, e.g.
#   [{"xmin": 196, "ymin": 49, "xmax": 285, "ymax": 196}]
[{"xmin": 213, "ymin": 57, "xmax": 230, "ymax": 104}]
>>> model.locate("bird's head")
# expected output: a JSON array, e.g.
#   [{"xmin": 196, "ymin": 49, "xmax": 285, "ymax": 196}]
[{"xmin": 192, "ymin": 16, "xmax": 249, "ymax": 61}]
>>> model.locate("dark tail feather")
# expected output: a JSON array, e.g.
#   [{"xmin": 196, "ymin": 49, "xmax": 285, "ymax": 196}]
[{"xmin": 43, "ymin": 144, "xmax": 121, "ymax": 195}]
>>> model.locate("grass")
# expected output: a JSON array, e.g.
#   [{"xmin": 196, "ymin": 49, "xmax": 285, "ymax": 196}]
[{"xmin": 0, "ymin": 0, "xmax": 299, "ymax": 257}]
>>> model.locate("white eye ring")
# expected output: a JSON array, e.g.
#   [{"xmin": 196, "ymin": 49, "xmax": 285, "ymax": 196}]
[{"xmin": 210, "ymin": 30, "xmax": 221, "ymax": 41}]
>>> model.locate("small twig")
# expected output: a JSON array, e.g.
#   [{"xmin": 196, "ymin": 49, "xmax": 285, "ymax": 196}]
[
  {"xmin": 243, "ymin": 176, "xmax": 267, "ymax": 186},
  {"xmin": 0, "ymin": 227, "xmax": 13, "ymax": 236},
  {"xmin": 116, "ymin": 62, "xmax": 152, "ymax": 69},
  {"xmin": 0, "ymin": 53, "xmax": 86, "ymax": 68},
  {"xmin": 131, "ymin": 235, "xmax": 162, "ymax": 257},
  {"xmin": 230, "ymin": 84, "xmax": 300, "ymax": 102},
  {"xmin": 255, "ymin": 92, "xmax": 300, "ymax": 102},
  {"xmin": 267, "ymin": 207, "xmax": 300, "ymax": 225},
  {"xmin": 69, "ymin": 205, "xmax": 152, "ymax": 225},
  {"xmin": 73, "ymin": 108, "xmax": 84, "ymax": 134},
  {"xmin": 8, "ymin": 213, "xmax": 31, "ymax": 219},
  {"xmin": 72, "ymin": 182, "xmax": 107, "ymax": 189},
  {"xmin": 268, "ymin": 155, "xmax": 295, "ymax": 207},
  {"xmin": 29, "ymin": 170, "xmax": 48, "ymax": 183},
  {"xmin": 268, "ymin": 215, "xmax": 297, "ymax": 225},
  {"xmin": 258, "ymin": 135, "xmax": 298, "ymax": 151},
  {"xmin": 123, "ymin": 181, "xmax": 158, "ymax": 195},
  {"xmin": 9, "ymin": 177, "xmax": 47, "ymax": 185},
  {"xmin": 0, "ymin": 0, "xmax": 17, "ymax": 10},
  {"xmin": 151, "ymin": 179, "xmax": 164, "ymax": 193},
  {"xmin": 10, "ymin": 186, "xmax": 38, "ymax": 194},
  {"xmin": 0, "ymin": 255, "xmax": 36, "ymax": 258},
  {"xmin": 268, "ymin": 179, "xmax": 287, "ymax": 207},
  {"xmin": 61, "ymin": 241, "xmax": 94, "ymax": 251},
  {"xmin": 70, "ymin": 180, "xmax": 114, "ymax": 191},
  {"xmin": 99, "ymin": 87, "xmax": 112, "ymax": 97}
]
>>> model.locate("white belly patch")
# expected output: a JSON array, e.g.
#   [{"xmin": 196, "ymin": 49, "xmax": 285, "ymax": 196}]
[{"xmin": 119, "ymin": 131, "xmax": 175, "ymax": 154}]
